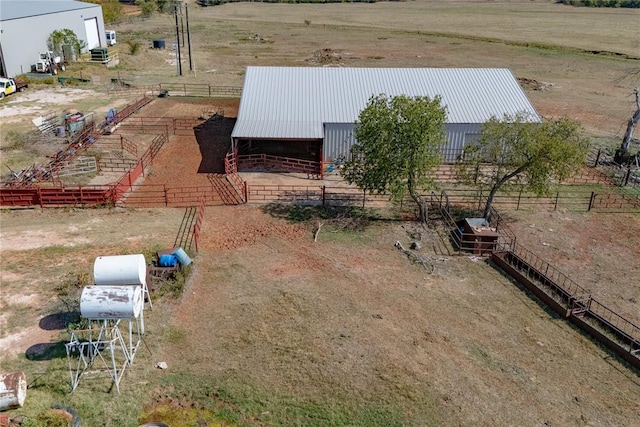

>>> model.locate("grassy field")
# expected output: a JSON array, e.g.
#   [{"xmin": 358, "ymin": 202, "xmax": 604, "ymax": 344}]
[
  {"xmin": 1, "ymin": 1, "xmax": 639, "ymax": 426},
  {"xmin": 1, "ymin": 205, "xmax": 639, "ymax": 426}
]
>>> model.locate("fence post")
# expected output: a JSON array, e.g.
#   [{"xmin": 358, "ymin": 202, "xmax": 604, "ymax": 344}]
[
  {"xmin": 517, "ymin": 188, "xmax": 522, "ymax": 210},
  {"xmin": 624, "ymin": 167, "xmax": 631, "ymax": 186},
  {"xmin": 363, "ymin": 190, "xmax": 366, "ymax": 208},
  {"xmin": 588, "ymin": 191, "xmax": 595, "ymax": 211},
  {"xmin": 477, "ymin": 189, "xmax": 483, "ymax": 211},
  {"xmin": 594, "ymin": 149, "xmax": 601, "ymax": 167},
  {"xmin": 243, "ymin": 181, "xmax": 248, "ymax": 202},
  {"xmin": 208, "ymin": 85, "xmax": 212, "ymax": 97},
  {"xmin": 554, "ymin": 191, "xmax": 559, "ymax": 211},
  {"xmin": 164, "ymin": 185, "xmax": 168, "ymax": 207},
  {"xmin": 321, "ymin": 185, "xmax": 326, "ymax": 206}
]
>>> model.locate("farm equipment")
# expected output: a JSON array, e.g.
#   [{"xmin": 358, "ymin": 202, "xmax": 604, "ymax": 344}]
[
  {"xmin": 0, "ymin": 77, "xmax": 28, "ymax": 99},
  {"xmin": 35, "ymin": 51, "xmax": 66, "ymax": 75}
]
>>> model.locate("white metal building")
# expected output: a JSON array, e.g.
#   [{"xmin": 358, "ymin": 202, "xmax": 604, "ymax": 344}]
[
  {"xmin": 0, "ymin": 0, "xmax": 106, "ymax": 77},
  {"xmin": 231, "ymin": 67, "xmax": 541, "ymax": 173}
]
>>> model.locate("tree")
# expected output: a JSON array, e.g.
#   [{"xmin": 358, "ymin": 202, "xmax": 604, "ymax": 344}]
[
  {"xmin": 136, "ymin": 0, "xmax": 158, "ymax": 16},
  {"xmin": 457, "ymin": 113, "xmax": 590, "ymax": 218},
  {"xmin": 99, "ymin": 0, "xmax": 125, "ymax": 24},
  {"xmin": 341, "ymin": 94, "xmax": 447, "ymax": 222},
  {"xmin": 47, "ymin": 29, "xmax": 84, "ymax": 56}
]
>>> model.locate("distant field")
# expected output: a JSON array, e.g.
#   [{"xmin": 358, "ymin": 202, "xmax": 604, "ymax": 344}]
[{"xmin": 107, "ymin": 0, "xmax": 640, "ymax": 138}]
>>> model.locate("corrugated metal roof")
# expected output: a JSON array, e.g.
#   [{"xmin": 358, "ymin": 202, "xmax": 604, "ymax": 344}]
[
  {"xmin": 0, "ymin": 1, "xmax": 97, "ymax": 21},
  {"xmin": 232, "ymin": 67, "xmax": 541, "ymax": 140}
]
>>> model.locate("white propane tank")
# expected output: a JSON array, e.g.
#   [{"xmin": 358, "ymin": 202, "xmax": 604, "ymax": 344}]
[
  {"xmin": 80, "ymin": 286, "xmax": 143, "ymax": 320},
  {"xmin": 94, "ymin": 254, "xmax": 146, "ymax": 287}
]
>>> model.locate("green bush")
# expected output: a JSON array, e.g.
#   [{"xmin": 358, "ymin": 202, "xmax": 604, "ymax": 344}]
[{"xmin": 127, "ymin": 40, "xmax": 143, "ymax": 55}]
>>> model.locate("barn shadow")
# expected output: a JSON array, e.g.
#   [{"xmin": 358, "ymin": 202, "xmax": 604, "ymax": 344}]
[{"xmin": 193, "ymin": 114, "xmax": 237, "ymax": 174}]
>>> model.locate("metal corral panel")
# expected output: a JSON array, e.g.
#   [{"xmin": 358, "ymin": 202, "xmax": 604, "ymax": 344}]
[
  {"xmin": 80, "ymin": 286, "xmax": 143, "ymax": 320},
  {"xmin": 323, "ymin": 123, "xmax": 356, "ymax": 163},
  {"xmin": 94, "ymin": 254, "xmax": 147, "ymax": 287},
  {"xmin": 232, "ymin": 67, "xmax": 540, "ymax": 141}
]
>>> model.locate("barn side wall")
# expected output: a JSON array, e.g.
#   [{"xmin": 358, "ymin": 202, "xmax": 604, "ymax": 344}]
[
  {"xmin": 322, "ymin": 122, "xmax": 482, "ymax": 167},
  {"xmin": 0, "ymin": 5, "xmax": 105, "ymax": 77}
]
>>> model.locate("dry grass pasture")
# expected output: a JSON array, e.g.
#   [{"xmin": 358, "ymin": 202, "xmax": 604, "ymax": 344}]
[{"xmin": 1, "ymin": 1, "xmax": 639, "ymax": 426}]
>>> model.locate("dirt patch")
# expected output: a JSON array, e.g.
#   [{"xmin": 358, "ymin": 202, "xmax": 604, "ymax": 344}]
[
  {"xmin": 0, "ymin": 88, "xmax": 99, "ymax": 122},
  {"xmin": 157, "ymin": 206, "xmax": 640, "ymax": 426},
  {"xmin": 138, "ymin": 97, "xmax": 239, "ymax": 118}
]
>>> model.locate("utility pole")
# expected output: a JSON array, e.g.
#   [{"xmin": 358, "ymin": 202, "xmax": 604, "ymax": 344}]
[
  {"xmin": 174, "ymin": 5, "xmax": 182, "ymax": 76},
  {"xmin": 186, "ymin": 3, "xmax": 193, "ymax": 72},
  {"xmin": 180, "ymin": 2, "xmax": 186, "ymax": 48}
]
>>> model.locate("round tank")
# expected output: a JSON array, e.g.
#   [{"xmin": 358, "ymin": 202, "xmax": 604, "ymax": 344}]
[
  {"xmin": 94, "ymin": 254, "xmax": 146, "ymax": 287},
  {"xmin": 80, "ymin": 286, "xmax": 143, "ymax": 320},
  {"xmin": 172, "ymin": 247, "xmax": 192, "ymax": 266},
  {"xmin": 0, "ymin": 371, "xmax": 27, "ymax": 411}
]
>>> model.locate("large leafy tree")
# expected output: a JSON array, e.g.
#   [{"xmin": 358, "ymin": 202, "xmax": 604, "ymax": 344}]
[
  {"xmin": 457, "ymin": 113, "xmax": 590, "ymax": 218},
  {"xmin": 341, "ymin": 94, "xmax": 447, "ymax": 222},
  {"xmin": 47, "ymin": 29, "xmax": 84, "ymax": 56}
]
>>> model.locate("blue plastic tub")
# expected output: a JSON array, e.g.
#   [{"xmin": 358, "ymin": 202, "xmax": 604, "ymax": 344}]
[{"xmin": 158, "ymin": 254, "xmax": 178, "ymax": 267}]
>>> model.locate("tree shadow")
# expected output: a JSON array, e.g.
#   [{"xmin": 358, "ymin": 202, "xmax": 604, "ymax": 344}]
[
  {"xmin": 39, "ymin": 311, "xmax": 80, "ymax": 331},
  {"xmin": 26, "ymin": 341, "xmax": 67, "ymax": 361}
]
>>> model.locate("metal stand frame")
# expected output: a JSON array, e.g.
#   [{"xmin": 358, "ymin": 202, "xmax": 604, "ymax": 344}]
[{"xmin": 65, "ymin": 316, "xmax": 142, "ymax": 393}]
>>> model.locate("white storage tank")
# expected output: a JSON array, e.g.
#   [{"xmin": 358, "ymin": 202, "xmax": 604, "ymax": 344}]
[
  {"xmin": 94, "ymin": 254, "xmax": 147, "ymax": 287},
  {"xmin": 80, "ymin": 286, "xmax": 143, "ymax": 320},
  {"xmin": 0, "ymin": 371, "xmax": 27, "ymax": 411}
]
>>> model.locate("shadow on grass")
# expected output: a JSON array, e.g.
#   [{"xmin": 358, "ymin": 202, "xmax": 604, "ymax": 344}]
[
  {"xmin": 26, "ymin": 341, "xmax": 67, "ymax": 361},
  {"xmin": 39, "ymin": 311, "xmax": 80, "ymax": 331},
  {"xmin": 261, "ymin": 203, "xmax": 380, "ymax": 231}
]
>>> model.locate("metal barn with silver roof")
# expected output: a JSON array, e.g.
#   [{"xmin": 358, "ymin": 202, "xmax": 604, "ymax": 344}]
[
  {"xmin": 0, "ymin": 1, "xmax": 106, "ymax": 78},
  {"xmin": 231, "ymin": 66, "xmax": 540, "ymax": 175}
]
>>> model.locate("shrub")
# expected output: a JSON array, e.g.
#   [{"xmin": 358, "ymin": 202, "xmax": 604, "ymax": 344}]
[{"xmin": 127, "ymin": 40, "xmax": 143, "ymax": 55}]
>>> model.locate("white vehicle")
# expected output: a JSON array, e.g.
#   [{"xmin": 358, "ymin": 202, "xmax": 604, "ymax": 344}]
[
  {"xmin": 106, "ymin": 30, "xmax": 116, "ymax": 46},
  {"xmin": 35, "ymin": 51, "xmax": 65, "ymax": 75}
]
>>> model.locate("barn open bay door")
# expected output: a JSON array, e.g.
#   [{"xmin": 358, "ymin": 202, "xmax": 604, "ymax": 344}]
[{"xmin": 84, "ymin": 18, "xmax": 100, "ymax": 50}]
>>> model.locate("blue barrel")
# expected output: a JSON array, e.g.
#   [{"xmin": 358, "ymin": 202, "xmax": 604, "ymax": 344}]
[
  {"xmin": 172, "ymin": 247, "xmax": 192, "ymax": 266},
  {"xmin": 158, "ymin": 254, "xmax": 177, "ymax": 267}
]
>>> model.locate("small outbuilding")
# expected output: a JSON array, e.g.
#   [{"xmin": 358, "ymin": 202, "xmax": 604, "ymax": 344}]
[
  {"xmin": 0, "ymin": 0, "xmax": 106, "ymax": 77},
  {"xmin": 231, "ymin": 67, "xmax": 541, "ymax": 175}
]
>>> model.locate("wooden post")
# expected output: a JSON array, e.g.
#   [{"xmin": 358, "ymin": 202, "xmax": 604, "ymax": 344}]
[
  {"xmin": 164, "ymin": 185, "xmax": 168, "ymax": 207},
  {"xmin": 516, "ymin": 188, "xmax": 522, "ymax": 210},
  {"xmin": 594, "ymin": 149, "xmax": 601, "ymax": 167},
  {"xmin": 362, "ymin": 189, "xmax": 366, "ymax": 208},
  {"xmin": 243, "ymin": 181, "xmax": 248, "ymax": 202},
  {"xmin": 321, "ymin": 185, "xmax": 326, "ymax": 206},
  {"xmin": 554, "ymin": 191, "xmax": 559, "ymax": 211},
  {"xmin": 588, "ymin": 191, "xmax": 596, "ymax": 211},
  {"xmin": 624, "ymin": 167, "xmax": 632, "ymax": 186}
]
